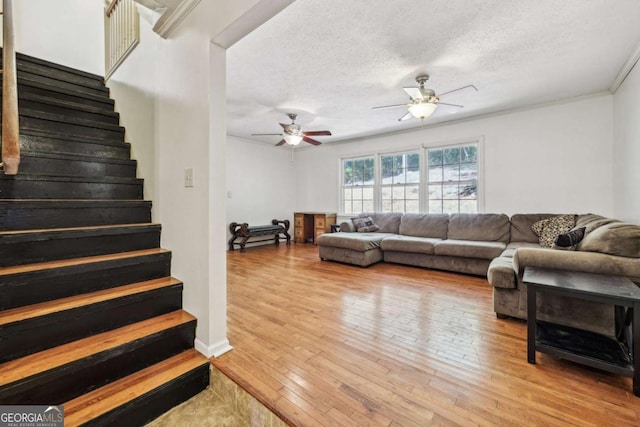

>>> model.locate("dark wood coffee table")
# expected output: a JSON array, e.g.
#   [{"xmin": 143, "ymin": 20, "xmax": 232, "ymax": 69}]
[{"xmin": 524, "ymin": 267, "xmax": 640, "ymax": 396}]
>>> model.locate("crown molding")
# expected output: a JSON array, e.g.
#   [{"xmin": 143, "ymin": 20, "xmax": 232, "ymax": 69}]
[
  {"xmin": 609, "ymin": 39, "xmax": 640, "ymax": 94},
  {"xmin": 152, "ymin": 0, "xmax": 201, "ymax": 39}
]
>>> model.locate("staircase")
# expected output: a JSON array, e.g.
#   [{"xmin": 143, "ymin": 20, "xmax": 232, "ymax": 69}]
[{"xmin": 0, "ymin": 52, "xmax": 210, "ymax": 426}]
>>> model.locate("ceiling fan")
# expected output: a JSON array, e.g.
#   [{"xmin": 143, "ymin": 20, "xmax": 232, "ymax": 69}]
[
  {"xmin": 372, "ymin": 75, "xmax": 478, "ymax": 121},
  {"xmin": 252, "ymin": 113, "xmax": 332, "ymax": 146}
]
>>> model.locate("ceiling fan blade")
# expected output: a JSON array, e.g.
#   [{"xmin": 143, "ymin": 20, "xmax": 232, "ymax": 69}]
[
  {"xmin": 303, "ymin": 136, "xmax": 322, "ymax": 146},
  {"xmin": 372, "ymin": 103, "xmax": 406, "ymax": 110},
  {"xmin": 398, "ymin": 112, "xmax": 412, "ymax": 121},
  {"xmin": 438, "ymin": 84, "xmax": 478, "ymax": 98},
  {"xmin": 275, "ymin": 139, "xmax": 286, "ymax": 146},
  {"xmin": 436, "ymin": 103, "xmax": 464, "ymax": 114},
  {"xmin": 252, "ymin": 133, "xmax": 283, "ymax": 136},
  {"xmin": 279, "ymin": 123, "xmax": 291, "ymax": 130},
  {"xmin": 303, "ymin": 130, "xmax": 332, "ymax": 136},
  {"xmin": 403, "ymin": 87, "xmax": 423, "ymax": 100}
]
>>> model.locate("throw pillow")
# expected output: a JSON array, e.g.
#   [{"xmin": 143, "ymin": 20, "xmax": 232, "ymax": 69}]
[
  {"xmin": 531, "ymin": 214, "xmax": 576, "ymax": 248},
  {"xmin": 554, "ymin": 227, "xmax": 586, "ymax": 248},
  {"xmin": 351, "ymin": 216, "xmax": 380, "ymax": 233}
]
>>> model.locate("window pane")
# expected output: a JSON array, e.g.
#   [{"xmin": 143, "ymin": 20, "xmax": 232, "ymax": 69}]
[
  {"xmin": 364, "ymin": 158, "xmax": 374, "ymax": 185},
  {"xmin": 363, "ymin": 200, "xmax": 374, "ymax": 212},
  {"xmin": 363, "ymin": 187, "xmax": 374, "ymax": 200},
  {"xmin": 406, "ymin": 185, "xmax": 419, "ymax": 200},
  {"xmin": 406, "ymin": 167, "xmax": 419, "ymax": 183},
  {"xmin": 461, "ymin": 145, "xmax": 477, "ymax": 163},
  {"xmin": 381, "ymin": 186, "xmax": 391, "ymax": 199},
  {"xmin": 354, "ymin": 159, "xmax": 364, "ymax": 185},
  {"xmin": 444, "ymin": 147, "xmax": 460, "ymax": 165},
  {"xmin": 460, "ymin": 163, "xmax": 477, "ymax": 180},
  {"xmin": 444, "ymin": 164, "xmax": 459, "ymax": 181},
  {"xmin": 429, "ymin": 166, "xmax": 443, "ymax": 182},
  {"xmin": 343, "ymin": 188, "xmax": 352, "ymax": 200},
  {"xmin": 381, "ymin": 199, "xmax": 392, "ymax": 212},
  {"xmin": 407, "ymin": 153, "xmax": 420, "ymax": 169},
  {"xmin": 406, "ymin": 200, "xmax": 419, "ymax": 213},
  {"xmin": 392, "ymin": 200, "xmax": 404, "ymax": 212},
  {"xmin": 429, "ymin": 150, "xmax": 443, "ymax": 166},
  {"xmin": 352, "ymin": 200, "xmax": 363, "ymax": 213},
  {"xmin": 459, "ymin": 181, "xmax": 477, "ymax": 199},
  {"xmin": 381, "ymin": 155, "xmax": 393, "ymax": 183},
  {"xmin": 428, "ymin": 184, "xmax": 442, "ymax": 199},
  {"xmin": 343, "ymin": 160, "xmax": 354, "ymax": 185},
  {"xmin": 429, "ymin": 200, "xmax": 442, "ymax": 213},
  {"xmin": 460, "ymin": 200, "xmax": 477, "ymax": 213},
  {"xmin": 443, "ymin": 200, "xmax": 459, "ymax": 213},
  {"xmin": 392, "ymin": 186, "xmax": 405, "ymax": 199},
  {"xmin": 443, "ymin": 184, "xmax": 459, "ymax": 199}
]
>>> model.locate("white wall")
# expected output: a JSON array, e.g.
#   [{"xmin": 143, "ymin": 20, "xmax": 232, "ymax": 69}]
[
  {"xmin": 295, "ymin": 94, "xmax": 615, "ymax": 218},
  {"xmin": 9, "ymin": 0, "xmax": 104, "ymax": 75},
  {"xmin": 226, "ymin": 136, "xmax": 297, "ymax": 241},
  {"xmin": 613, "ymin": 62, "xmax": 640, "ymax": 223}
]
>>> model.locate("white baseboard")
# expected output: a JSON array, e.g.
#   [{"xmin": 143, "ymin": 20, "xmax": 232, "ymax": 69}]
[{"xmin": 195, "ymin": 337, "xmax": 233, "ymax": 358}]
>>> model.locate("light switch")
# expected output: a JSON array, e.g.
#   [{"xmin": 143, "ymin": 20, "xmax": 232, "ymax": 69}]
[{"xmin": 184, "ymin": 168, "xmax": 194, "ymax": 187}]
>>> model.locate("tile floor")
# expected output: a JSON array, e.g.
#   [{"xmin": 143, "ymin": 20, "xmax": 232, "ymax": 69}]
[{"xmin": 147, "ymin": 366, "xmax": 287, "ymax": 427}]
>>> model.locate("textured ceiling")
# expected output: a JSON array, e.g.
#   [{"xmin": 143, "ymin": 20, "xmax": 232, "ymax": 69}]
[{"xmin": 226, "ymin": 0, "xmax": 640, "ymax": 147}]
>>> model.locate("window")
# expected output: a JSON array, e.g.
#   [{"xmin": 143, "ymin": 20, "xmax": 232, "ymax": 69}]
[
  {"xmin": 380, "ymin": 151, "xmax": 420, "ymax": 213},
  {"xmin": 339, "ymin": 141, "xmax": 480, "ymax": 215},
  {"xmin": 427, "ymin": 144, "xmax": 478, "ymax": 213},
  {"xmin": 342, "ymin": 157, "xmax": 374, "ymax": 214}
]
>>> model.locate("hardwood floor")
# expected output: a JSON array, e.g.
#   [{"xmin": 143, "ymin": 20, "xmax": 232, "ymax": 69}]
[{"xmin": 214, "ymin": 243, "xmax": 640, "ymax": 426}]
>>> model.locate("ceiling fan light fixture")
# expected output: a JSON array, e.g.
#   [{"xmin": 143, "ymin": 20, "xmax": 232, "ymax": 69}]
[
  {"xmin": 284, "ymin": 133, "xmax": 303, "ymax": 145},
  {"xmin": 407, "ymin": 101, "xmax": 437, "ymax": 120}
]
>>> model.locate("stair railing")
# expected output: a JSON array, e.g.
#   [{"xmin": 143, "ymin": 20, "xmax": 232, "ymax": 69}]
[
  {"xmin": 104, "ymin": 0, "xmax": 139, "ymax": 80},
  {"xmin": 1, "ymin": 0, "xmax": 20, "ymax": 175}
]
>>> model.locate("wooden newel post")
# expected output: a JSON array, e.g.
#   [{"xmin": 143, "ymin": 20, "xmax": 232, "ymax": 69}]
[{"xmin": 2, "ymin": 0, "xmax": 20, "ymax": 175}]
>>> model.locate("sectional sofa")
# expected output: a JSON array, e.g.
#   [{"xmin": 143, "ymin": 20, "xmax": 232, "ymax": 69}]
[{"xmin": 317, "ymin": 212, "xmax": 640, "ymax": 335}]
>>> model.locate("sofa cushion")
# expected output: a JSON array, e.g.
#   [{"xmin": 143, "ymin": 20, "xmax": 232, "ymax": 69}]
[
  {"xmin": 360, "ymin": 212, "xmax": 403, "ymax": 234},
  {"xmin": 531, "ymin": 214, "xmax": 576, "ymax": 248},
  {"xmin": 579, "ymin": 222, "xmax": 640, "ymax": 258},
  {"xmin": 399, "ymin": 213, "xmax": 449, "ymax": 239},
  {"xmin": 448, "ymin": 213, "xmax": 510, "ymax": 242},
  {"xmin": 434, "ymin": 239, "xmax": 507, "ymax": 260},
  {"xmin": 316, "ymin": 232, "xmax": 395, "ymax": 252},
  {"xmin": 487, "ymin": 257, "xmax": 517, "ymax": 289},
  {"xmin": 380, "ymin": 235, "xmax": 442, "ymax": 254},
  {"xmin": 510, "ymin": 214, "xmax": 557, "ymax": 243}
]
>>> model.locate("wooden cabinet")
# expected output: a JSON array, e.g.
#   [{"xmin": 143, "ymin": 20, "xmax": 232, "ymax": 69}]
[{"xmin": 294, "ymin": 212, "xmax": 336, "ymax": 244}]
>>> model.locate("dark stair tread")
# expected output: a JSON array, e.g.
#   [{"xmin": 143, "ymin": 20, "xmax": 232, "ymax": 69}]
[
  {"xmin": 0, "ymin": 276, "xmax": 181, "ymax": 326},
  {"xmin": 0, "ymin": 173, "xmax": 142, "ymax": 184},
  {"xmin": 63, "ymin": 349, "xmax": 209, "ymax": 425},
  {"xmin": 16, "ymin": 91, "xmax": 119, "ymax": 118},
  {"xmin": 0, "ymin": 310, "xmax": 195, "ymax": 387},
  {"xmin": 13, "ymin": 108, "xmax": 124, "ymax": 134},
  {"xmin": 0, "ymin": 247, "xmax": 170, "ymax": 277},
  {"xmin": 0, "ymin": 222, "xmax": 160, "ymax": 242},
  {"xmin": 16, "ymin": 63, "xmax": 109, "ymax": 94},
  {"xmin": 11, "ymin": 74, "xmax": 114, "ymax": 106},
  {"xmin": 0, "ymin": 199, "xmax": 150, "ymax": 209},
  {"xmin": 20, "ymin": 128, "xmax": 131, "ymax": 149},
  {"xmin": 7, "ymin": 49, "xmax": 105, "ymax": 83},
  {"xmin": 21, "ymin": 150, "xmax": 136, "ymax": 166}
]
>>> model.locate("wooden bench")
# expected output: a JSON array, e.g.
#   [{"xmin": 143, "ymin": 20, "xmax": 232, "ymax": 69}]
[{"xmin": 228, "ymin": 219, "xmax": 291, "ymax": 252}]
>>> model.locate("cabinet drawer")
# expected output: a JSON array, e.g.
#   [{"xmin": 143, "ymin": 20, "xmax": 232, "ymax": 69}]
[
  {"xmin": 294, "ymin": 217, "xmax": 303, "ymax": 227},
  {"xmin": 314, "ymin": 218, "xmax": 325, "ymax": 228}
]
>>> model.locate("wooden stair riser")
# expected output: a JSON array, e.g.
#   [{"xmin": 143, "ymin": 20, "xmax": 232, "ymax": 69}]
[
  {"xmin": 17, "ymin": 132, "xmax": 131, "ymax": 161},
  {"xmin": 0, "ymin": 320, "xmax": 196, "ymax": 405},
  {"xmin": 0, "ymin": 176, "xmax": 144, "ymax": 199},
  {"xmin": 0, "ymin": 226, "xmax": 160, "ymax": 267},
  {"xmin": 14, "ymin": 69, "xmax": 109, "ymax": 98},
  {"xmin": 18, "ymin": 97, "xmax": 119, "ymax": 125},
  {"xmin": 15, "ymin": 113, "xmax": 124, "ymax": 141},
  {"xmin": 85, "ymin": 365, "xmax": 210, "ymax": 427},
  {"xmin": 0, "ymin": 251, "xmax": 171, "ymax": 310},
  {"xmin": 0, "ymin": 201, "xmax": 151, "ymax": 231},
  {"xmin": 18, "ymin": 82, "xmax": 113, "ymax": 110},
  {"xmin": 19, "ymin": 153, "xmax": 137, "ymax": 179},
  {"xmin": 1, "ymin": 284, "xmax": 183, "ymax": 363}
]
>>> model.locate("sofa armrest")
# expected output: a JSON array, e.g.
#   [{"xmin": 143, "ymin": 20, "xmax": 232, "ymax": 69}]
[
  {"xmin": 513, "ymin": 247, "xmax": 640, "ymax": 280},
  {"xmin": 339, "ymin": 221, "xmax": 355, "ymax": 232}
]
